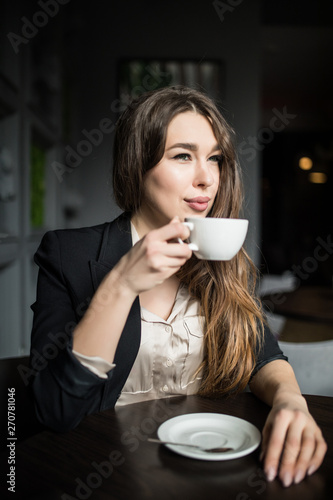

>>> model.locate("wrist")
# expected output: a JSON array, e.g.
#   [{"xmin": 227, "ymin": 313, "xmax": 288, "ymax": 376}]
[
  {"xmin": 272, "ymin": 387, "xmax": 308, "ymax": 409},
  {"xmin": 106, "ymin": 264, "xmax": 138, "ymax": 302}
]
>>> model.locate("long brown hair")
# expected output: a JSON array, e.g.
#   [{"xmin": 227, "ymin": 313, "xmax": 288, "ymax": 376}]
[{"xmin": 113, "ymin": 86, "xmax": 264, "ymax": 397}]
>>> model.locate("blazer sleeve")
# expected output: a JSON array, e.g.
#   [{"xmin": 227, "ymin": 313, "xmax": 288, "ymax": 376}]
[
  {"xmin": 30, "ymin": 230, "xmax": 114, "ymax": 432},
  {"xmin": 251, "ymin": 321, "xmax": 288, "ymax": 378}
]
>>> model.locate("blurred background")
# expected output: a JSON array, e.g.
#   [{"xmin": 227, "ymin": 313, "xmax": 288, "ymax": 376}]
[{"xmin": 1, "ymin": 0, "xmax": 332, "ymax": 358}]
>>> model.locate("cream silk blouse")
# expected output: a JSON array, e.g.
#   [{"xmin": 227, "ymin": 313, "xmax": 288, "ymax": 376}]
[{"xmin": 73, "ymin": 223, "xmax": 205, "ymax": 406}]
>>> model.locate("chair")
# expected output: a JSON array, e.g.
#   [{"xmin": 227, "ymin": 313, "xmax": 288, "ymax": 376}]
[
  {"xmin": 0, "ymin": 356, "xmax": 44, "ymax": 450},
  {"xmin": 259, "ymin": 273, "xmax": 298, "ymax": 337},
  {"xmin": 278, "ymin": 340, "xmax": 333, "ymax": 396}
]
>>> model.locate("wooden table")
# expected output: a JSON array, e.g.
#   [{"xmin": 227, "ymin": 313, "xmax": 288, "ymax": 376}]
[
  {"xmin": 1, "ymin": 393, "xmax": 332, "ymax": 499},
  {"xmin": 262, "ymin": 286, "xmax": 333, "ymax": 324}
]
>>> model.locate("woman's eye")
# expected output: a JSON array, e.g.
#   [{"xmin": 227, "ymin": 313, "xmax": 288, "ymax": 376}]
[
  {"xmin": 209, "ymin": 155, "xmax": 223, "ymax": 164},
  {"xmin": 174, "ymin": 153, "xmax": 191, "ymax": 161}
]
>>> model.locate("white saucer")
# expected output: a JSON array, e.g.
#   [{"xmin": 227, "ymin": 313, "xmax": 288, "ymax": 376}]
[{"xmin": 157, "ymin": 413, "xmax": 261, "ymax": 461}]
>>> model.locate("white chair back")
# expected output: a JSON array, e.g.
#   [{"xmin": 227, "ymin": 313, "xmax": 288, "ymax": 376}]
[
  {"xmin": 259, "ymin": 273, "xmax": 298, "ymax": 336},
  {"xmin": 278, "ymin": 340, "xmax": 333, "ymax": 396}
]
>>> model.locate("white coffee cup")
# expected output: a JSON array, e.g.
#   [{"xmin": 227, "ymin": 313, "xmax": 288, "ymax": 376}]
[{"xmin": 182, "ymin": 217, "xmax": 249, "ymax": 261}]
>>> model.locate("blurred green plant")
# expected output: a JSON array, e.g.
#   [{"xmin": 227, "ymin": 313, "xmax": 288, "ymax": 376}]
[{"xmin": 30, "ymin": 143, "xmax": 45, "ymax": 228}]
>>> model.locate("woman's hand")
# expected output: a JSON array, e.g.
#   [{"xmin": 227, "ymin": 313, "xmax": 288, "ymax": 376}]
[
  {"xmin": 114, "ymin": 218, "xmax": 192, "ymax": 297},
  {"xmin": 73, "ymin": 218, "xmax": 192, "ymax": 363},
  {"xmin": 260, "ymin": 392, "xmax": 327, "ymax": 487}
]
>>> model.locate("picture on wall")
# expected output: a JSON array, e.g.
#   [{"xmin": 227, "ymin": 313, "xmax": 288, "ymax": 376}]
[{"xmin": 118, "ymin": 59, "xmax": 225, "ymax": 111}]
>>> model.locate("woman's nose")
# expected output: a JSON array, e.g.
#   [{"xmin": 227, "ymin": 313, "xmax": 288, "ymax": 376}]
[{"xmin": 193, "ymin": 160, "xmax": 214, "ymax": 187}]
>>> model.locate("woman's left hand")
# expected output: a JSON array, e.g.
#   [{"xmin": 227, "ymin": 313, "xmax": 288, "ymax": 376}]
[{"xmin": 260, "ymin": 393, "xmax": 327, "ymax": 487}]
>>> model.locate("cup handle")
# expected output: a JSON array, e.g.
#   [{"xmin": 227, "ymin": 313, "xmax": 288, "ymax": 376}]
[
  {"xmin": 177, "ymin": 222, "xmax": 198, "ymax": 251},
  {"xmin": 183, "ymin": 222, "xmax": 194, "ymax": 230},
  {"xmin": 188, "ymin": 243, "xmax": 199, "ymax": 251},
  {"xmin": 177, "ymin": 238, "xmax": 198, "ymax": 251}
]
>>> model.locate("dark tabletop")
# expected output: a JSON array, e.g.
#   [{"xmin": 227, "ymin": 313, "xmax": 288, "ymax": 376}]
[
  {"xmin": 1, "ymin": 392, "xmax": 332, "ymax": 500},
  {"xmin": 262, "ymin": 286, "xmax": 333, "ymax": 323}
]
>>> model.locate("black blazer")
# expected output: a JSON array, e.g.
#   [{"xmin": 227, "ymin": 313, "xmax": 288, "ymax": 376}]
[
  {"xmin": 30, "ymin": 212, "xmax": 286, "ymax": 432},
  {"xmin": 30, "ymin": 212, "xmax": 141, "ymax": 431}
]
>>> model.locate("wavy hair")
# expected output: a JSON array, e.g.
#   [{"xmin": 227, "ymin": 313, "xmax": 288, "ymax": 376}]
[{"xmin": 113, "ymin": 86, "xmax": 264, "ymax": 397}]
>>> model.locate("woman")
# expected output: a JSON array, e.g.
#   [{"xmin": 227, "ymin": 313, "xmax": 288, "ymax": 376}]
[{"xmin": 30, "ymin": 86, "xmax": 326, "ymax": 487}]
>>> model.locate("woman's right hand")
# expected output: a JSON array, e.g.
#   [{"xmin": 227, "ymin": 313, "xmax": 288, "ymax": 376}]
[
  {"xmin": 114, "ymin": 218, "xmax": 192, "ymax": 297},
  {"xmin": 73, "ymin": 218, "xmax": 191, "ymax": 363}
]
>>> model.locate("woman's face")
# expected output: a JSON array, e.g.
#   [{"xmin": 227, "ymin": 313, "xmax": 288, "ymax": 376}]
[{"xmin": 139, "ymin": 111, "xmax": 221, "ymax": 229}]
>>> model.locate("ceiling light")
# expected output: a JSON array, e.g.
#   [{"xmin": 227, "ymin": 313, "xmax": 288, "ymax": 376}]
[
  {"xmin": 309, "ymin": 172, "xmax": 327, "ymax": 184},
  {"xmin": 299, "ymin": 157, "xmax": 313, "ymax": 170}
]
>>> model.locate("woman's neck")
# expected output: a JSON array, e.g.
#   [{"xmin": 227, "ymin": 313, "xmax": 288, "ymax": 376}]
[{"xmin": 131, "ymin": 210, "xmax": 166, "ymax": 239}]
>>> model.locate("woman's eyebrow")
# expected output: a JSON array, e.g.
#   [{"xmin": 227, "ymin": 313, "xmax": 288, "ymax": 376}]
[
  {"xmin": 166, "ymin": 142, "xmax": 221, "ymax": 153},
  {"xmin": 167, "ymin": 142, "xmax": 198, "ymax": 151}
]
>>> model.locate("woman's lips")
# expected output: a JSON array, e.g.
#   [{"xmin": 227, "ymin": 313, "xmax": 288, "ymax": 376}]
[{"xmin": 185, "ymin": 197, "xmax": 210, "ymax": 212}]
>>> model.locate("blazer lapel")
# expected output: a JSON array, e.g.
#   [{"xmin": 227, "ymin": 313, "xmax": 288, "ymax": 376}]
[
  {"xmin": 89, "ymin": 212, "xmax": 132, "ymax": 292},
  {"xmin": 88, "ymin": 212, "xmax": 141, "ymax": 404}
]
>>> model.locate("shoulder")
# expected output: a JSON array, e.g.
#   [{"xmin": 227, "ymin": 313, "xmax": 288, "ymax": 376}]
[
  {"xmin": 50, "ymin": 211, "xmax": 130, "ymax": 239},
  {"xmin": 38, "ymin": 222, "xmax": 108, "ymax": 257},
  {"xmin": 36, "ymin": 212, "xmax": 131, "ymax": 264},
  {"xmin": 51, "ymin": 222, "xmax": 109, "ymax": 247}
]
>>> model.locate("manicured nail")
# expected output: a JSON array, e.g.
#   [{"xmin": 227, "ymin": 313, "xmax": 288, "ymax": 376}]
[
  {"xmin": 282, "ymin": 472, "xmax": 293, "ymax": 488},
  {"xmin": 307, "ymin": 465, "xmax": 317, "ymax": 476},
  {"xmin": 265, "ymin": 467, "xmax": 276, "ymax": 482},
  {"xmin": 294, "ymin": 470, "xmax": 305, "ymax": 484}
]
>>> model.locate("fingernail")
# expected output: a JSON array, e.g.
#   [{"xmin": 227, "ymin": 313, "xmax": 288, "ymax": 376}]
[
  {"xmin": 282, "ymin": 472, "xmax": 293, "ymax": 488},
  {"xmin": 307, "ymin": 465, "xmax": 317, "ymax": 476},
  {"xmin": 265, "ymin": 467, "xmax": 276, "ymax": 482},
  {"xmin": 294, "ymin": 470, "xmax": 305, "ymax": 484}
]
